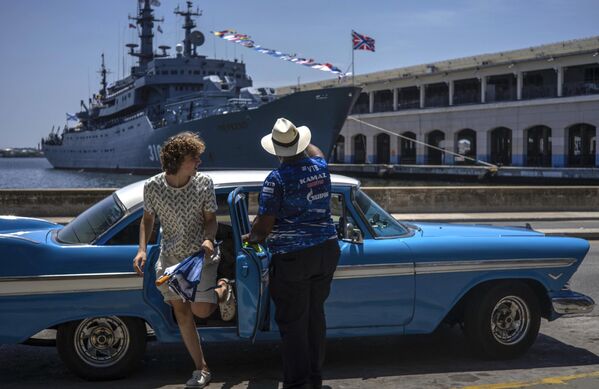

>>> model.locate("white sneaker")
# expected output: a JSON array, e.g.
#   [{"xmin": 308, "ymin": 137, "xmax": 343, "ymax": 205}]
[{"xmin": 185, "ymin": 370, "xmax": 212, "ymax": 388}]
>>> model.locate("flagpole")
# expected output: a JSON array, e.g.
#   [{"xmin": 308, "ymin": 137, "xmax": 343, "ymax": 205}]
[{"xmin": 351, "ymin": 30, "xmax": 355, "ymax": 85}]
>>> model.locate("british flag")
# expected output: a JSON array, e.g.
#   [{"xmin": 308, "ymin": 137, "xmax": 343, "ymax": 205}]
[{"xmin": 352, "ymin": 30, "xmax": 375, "ymax": 52}]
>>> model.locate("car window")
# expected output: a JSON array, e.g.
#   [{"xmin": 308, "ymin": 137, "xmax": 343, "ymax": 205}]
[
  {"xmin": 330, "ymin": 193, "xmax": 360, "ymax": 240},
  {"xmin": 57, "ymin": 195, "xmax": 124, "ymax": 244},
  {"xmin": 215, "ymin": 192, "xmax": 259, "ymax": 224},
  {"xmin": 353, "ymin": 189, "xmax": 408, "ymax": 238},
  {"xmin": 105, "ymin": 215, "xmax": 159, "ymax": 246}
]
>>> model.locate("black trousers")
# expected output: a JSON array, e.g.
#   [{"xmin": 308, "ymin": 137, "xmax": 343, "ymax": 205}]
[{"xmin": 269, "ymin": 239, "xmax": 341, "ymax": 389}]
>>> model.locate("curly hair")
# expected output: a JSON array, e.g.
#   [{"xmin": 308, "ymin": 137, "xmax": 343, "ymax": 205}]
[{"xmin": 160, "ymin": 132, "xmax": 206, "ymax": 174}]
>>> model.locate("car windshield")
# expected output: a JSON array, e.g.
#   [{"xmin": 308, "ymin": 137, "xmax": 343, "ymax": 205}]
[
  {"xmin": 353, "ymin": 189, "xmax": 408, "ymax": 238},
  {"xmin": 57, "ymin": 194, "xmax": 125, "ymax": 244}
]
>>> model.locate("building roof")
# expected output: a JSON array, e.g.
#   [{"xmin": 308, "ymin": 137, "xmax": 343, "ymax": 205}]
[{"xmin": 277, "ymin": 36, "xmax": 599, "ymax": 94}]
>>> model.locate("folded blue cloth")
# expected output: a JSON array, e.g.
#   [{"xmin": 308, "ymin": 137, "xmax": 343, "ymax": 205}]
[
  {"xmin": 160, "ymin": 244, "xmax": 222, "ymax": 302},
  {"xmin": 163, "ymin": 251, "xmax": 205, "ymax": 302}
]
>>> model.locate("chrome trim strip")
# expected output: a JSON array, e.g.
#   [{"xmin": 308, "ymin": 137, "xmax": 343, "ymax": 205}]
[
  {"xmin": 0, "ymin": 272, "xmax": 143, "ymax": 296},
  {"xmin": 416, "ymin": 258, "xmax": 576, "ymax": 275},
  {"xmin": 334, "ymin": 264, "xmax": 414, "ymax": 279},
  {"xmin": 0, "ymin": 258, "xmax": 577, "ymax": 295},
  {"xmin": 332, "ymin": 258, "xmax": 576, "ymax": 279}
]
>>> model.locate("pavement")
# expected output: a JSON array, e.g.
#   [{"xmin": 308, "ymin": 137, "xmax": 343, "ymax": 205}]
[{"xmin": 43, "ymin": 212, "xmax": 599, "ymax": 240}]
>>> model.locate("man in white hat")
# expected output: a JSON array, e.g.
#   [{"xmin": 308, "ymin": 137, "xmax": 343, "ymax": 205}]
[{"xmin": 244, "ymin": 118, "xmax": 340, "ymax": 389}]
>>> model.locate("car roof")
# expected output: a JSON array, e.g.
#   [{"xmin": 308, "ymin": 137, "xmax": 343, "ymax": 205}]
[{"xmin": 115, "ymin": 170, "xmax": 360, "ymax": 210}]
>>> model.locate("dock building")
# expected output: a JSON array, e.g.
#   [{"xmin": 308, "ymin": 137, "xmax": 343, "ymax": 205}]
[{"xmin": 279, "ymin": 37, "xmax": 599, "ymax": 168}]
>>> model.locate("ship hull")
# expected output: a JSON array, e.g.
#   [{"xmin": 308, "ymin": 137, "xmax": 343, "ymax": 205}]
[{"xmin": 43, "ymin": 87, "xmax": 359, "ymax": 172}]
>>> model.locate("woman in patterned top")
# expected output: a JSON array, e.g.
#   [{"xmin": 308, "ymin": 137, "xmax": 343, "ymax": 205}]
[{"xmin": 133, "ymin": 132, "xmax": 234, "ymax": 389}]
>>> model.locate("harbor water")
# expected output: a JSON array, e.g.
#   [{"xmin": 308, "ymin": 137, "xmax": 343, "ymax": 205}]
[
  {"xmin": 0, "ymin": 158, "xmax": 466, "ymax": 188},
  {"xmin": 0, "ymin": 158, "xmax": 150, "ymax": 189}
]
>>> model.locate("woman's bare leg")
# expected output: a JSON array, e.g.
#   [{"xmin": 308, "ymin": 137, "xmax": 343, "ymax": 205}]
[{"xmin": 170, "ymin": 299, "xmax": 207, "ymax": 371}]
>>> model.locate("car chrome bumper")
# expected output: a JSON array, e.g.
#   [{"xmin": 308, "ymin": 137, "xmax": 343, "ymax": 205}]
[{"xmin": 552, "ymin": 293, "xmax": 595, "ymax": 315}]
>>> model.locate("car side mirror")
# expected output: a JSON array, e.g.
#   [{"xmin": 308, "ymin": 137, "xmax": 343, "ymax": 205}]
[{"xmin": 344, "ymin": 223, "xmax": 364, "ymax": 244}]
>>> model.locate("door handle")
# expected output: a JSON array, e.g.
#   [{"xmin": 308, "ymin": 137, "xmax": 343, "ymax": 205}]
[{"xmin": 241, "ymin": 262, "xmax": 249, "ymax": 278}]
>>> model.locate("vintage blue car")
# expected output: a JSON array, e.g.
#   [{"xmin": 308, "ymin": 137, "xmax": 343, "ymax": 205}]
[{"xmin": 0, "ymin": 171, "xmax": 594, "ymax": 380}]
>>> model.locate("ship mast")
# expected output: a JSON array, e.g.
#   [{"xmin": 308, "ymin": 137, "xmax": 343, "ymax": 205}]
[
  {"xmin": 97, "ymin": 53, "xmax": 110, "ymax": 98},
  {"xmin": 175, "ymin": 1, "xmax": 202, "ymax": 57},
  {"xmin": 127, "ymin": 0, "xmax": 165, "ymax": 72}
]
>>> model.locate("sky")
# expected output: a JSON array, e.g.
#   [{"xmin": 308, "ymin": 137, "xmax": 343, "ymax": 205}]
[{"xmin": 1, "ymin": 0, "xmax": 598, "ymax": 148}]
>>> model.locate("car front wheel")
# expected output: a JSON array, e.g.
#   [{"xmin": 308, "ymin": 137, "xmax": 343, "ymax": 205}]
[
  {"xmin": 464, "ymin": 281, "xmax": 541, "ymax": 359},
  {"xmin": 56, "ymin": 316, "xmax": 146, "ymax": 380}
]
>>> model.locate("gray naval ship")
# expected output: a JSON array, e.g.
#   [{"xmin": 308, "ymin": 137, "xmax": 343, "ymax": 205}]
[{"xmin": 42, "ymin": 0, "xmax": 359, "ymax": 172}]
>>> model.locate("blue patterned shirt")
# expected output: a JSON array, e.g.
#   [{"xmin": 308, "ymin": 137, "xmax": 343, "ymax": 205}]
[{"xmin": 258, "ymin": 156, "xmax": 337, "ymax": 255}]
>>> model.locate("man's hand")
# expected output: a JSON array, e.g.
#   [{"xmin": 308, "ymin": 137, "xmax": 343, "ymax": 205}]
[
  {"xmin": 245, "ymin": 215, "xmax": 276, "ymax": 244},
  {"xmin": 202, "ymin": 239, "xmax": 215, "ymax": 258},
  {"xmin": 133, "ymin": 251, "xmax": 146, "ymax": 276}
]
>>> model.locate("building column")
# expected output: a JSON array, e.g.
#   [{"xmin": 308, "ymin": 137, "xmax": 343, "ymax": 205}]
[
  {"xmin": 448, "ymin": 80, "xmax": 454, "ymax": 106},
  {"xmin": 367, "ymin": 134, "xmax": 375, "ymax": 163},
  {"xmin": 556, "ymin": 67, "xmax": 564, "ymax": 97},
  {"xmin": 481, "ymin": 76, "xmax": 487, "ymax": 103},
  {"xmin": 390, "ymin": 135, "xmax": 399, "ymax": 164},
  {"xmin": 476, "ymin": 130, "xmax": 489, "ymax": 162},
  {"xmin": 551, "ymin": 127, "xmax": 566, "ymax": 167},
  {"xmin": 596, "ymin": 126, "xmax": 599, "ymax": 167},
  {"xmin": 343, "ymin": 132, "xmax": 352, "ymax": 163},
  {"xmin": 444, "ymin": 133, "xmax": 455, "ymax": 165},
  {"xmin": 416, "ymin": 132, "xmax": 426, "ymax": 164},
  {"xmin": 393, "ymin": 88, "xmax": 398, "ymax": 111},
  {"xmin": 419, "ymin": 85, "xmax": 425, "ymax": 109},
  {"xmin": 516, "ymin": 72, "xmax": 523, "ymax": 100},
  {"xmin": 369, "ymin": 91, "xmax": 374, "ymax": 113},
  {"xmin": 512, "ymin": 128, "xmax": 525, "ymax": 166}
]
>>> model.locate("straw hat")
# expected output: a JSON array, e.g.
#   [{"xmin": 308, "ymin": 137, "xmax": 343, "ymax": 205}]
[{"xmin": 260, "ymin": 118, "xmax": 311, "ymax": 157}]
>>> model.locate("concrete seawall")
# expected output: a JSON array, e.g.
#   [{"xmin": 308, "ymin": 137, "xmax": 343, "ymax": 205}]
[
  {"xmin": 1, "ymin": 186, "xmax": 598, "ymax": 217},
  {"xmin": 364, "ymin": 186, "xmax": 599, "ymax": 213},
  {"xmin": 0, "ymin": 189, "xmax": 114, "ymax": 217}
]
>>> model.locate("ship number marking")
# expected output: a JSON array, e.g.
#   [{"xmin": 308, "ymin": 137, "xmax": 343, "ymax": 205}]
[{"xmin": 148, "ymin": 144, "xmax": 162, "ymax": 161}]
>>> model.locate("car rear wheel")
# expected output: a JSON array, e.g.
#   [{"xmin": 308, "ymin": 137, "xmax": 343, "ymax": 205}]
[
  {"xmin": 464, "ymin": 281, "xmax": 541, "ymax": 359},
  {"xmin": 56, "ymin": 316, "xmax": 146, "ymax": 380}
]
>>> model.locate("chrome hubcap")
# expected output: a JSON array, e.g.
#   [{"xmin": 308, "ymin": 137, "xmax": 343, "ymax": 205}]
[
  {"xmin": 74, "ymin": 317, "xmax": 129, "ymax": 367},
  {"xmin": 490, "ymin": 296, "xmax": 530, "ymax": 345}
]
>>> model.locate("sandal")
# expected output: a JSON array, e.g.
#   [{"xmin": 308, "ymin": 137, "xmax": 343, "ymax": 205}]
[{"xmin": 217, "ymin": 278, "xmax": 236, "ymax": 321}]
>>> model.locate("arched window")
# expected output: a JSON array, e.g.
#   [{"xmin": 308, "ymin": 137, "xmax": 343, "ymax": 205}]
[
  {"xmin": 400, "ymin": 132, "xmax": 416, "ymax": 164},
  {"xmin": 526, "ymin": 125, "xmax": 552, "ymax": 167},
  {"xmin": 331, "ymin": 135, "xmax": 345, "ymax": 163},
  {"xmin": 455, "ymin": 129, "xmax": 477, "ymax": 165},
  {"xmin": 426, "ymin": 130, "xmax": 445, "ymax": 165},
  {"xmin": 353, "ymin": 134, "xmax": 367, "ymax": 163},
  {"xmin": 490, "ymin": 127, "xmax": 512, "ymax": 166},
  {"xmin": 567, "ymin": 123, "xmax": 596, "ymax": 167},
  {"xmin": 375, "ymin": 133, "xmax": 390, "ymax": 163}
]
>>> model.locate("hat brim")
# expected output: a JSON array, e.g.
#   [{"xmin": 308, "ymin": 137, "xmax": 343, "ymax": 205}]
[{"xmin": 261, "ymin": 125, "xmax": 311, "ymax": 157}]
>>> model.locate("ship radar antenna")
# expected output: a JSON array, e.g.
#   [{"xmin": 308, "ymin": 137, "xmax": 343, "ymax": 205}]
[
  {"xmin": 127, "ymin": 0, "xmax": 165, "ymax": 73},
  {"xmin": 97, "ymin": 53, "xmax": 112, "ymax": 99},
  {"xmin": 175, "ymin": 1, "xmax": 203, "ymax": 57}
]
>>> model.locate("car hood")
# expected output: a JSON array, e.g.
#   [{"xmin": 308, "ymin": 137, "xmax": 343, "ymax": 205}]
[{"xmin": 413, "ymin": 222, "xmax": 545, "ymax": 238}]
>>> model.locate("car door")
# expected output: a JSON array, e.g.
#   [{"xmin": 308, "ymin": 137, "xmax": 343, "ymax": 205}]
[
  {"xmin": 228, "ymin": 187, "xmax": 271, "ymax": 341},
  {"xmin": 98, "ymin": 211, "xmax": 178, "ymax": 331},
  {"xmin": 325, "ymin": 186, "xmax": 415, "ymax": 328}
]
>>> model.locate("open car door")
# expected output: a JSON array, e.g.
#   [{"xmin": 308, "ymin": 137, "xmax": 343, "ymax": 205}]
[{"xmin": 228, "ymin": 187, "xmax": 271, "ymax": 341}]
